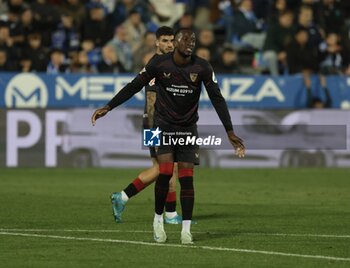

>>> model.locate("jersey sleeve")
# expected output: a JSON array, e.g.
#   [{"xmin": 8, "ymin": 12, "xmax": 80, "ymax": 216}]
[
  {"xmin": 107, "ymin": 56, "xmax": 159, "ymax": 109},
  {"xmin": 201, "ymin": 61, "xmax": 233, "ymax": 132},
  {"xmin": 145, "ymin": 78, "xmax": 157, "ymax": 92}
]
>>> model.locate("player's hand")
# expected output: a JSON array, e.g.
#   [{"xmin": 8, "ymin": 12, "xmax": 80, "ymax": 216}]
[
  {"xmin": 91, "ymin": 105, "xmax": 110, "ymax": 126},
  {"xmin": 227, "ymin": 130, "xmax": 245, "ymax": 158}
]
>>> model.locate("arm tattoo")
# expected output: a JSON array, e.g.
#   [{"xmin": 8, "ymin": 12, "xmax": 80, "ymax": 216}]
[{"xmin": 146, "ymin": 91, "xmax": 156, "ymax": 128}]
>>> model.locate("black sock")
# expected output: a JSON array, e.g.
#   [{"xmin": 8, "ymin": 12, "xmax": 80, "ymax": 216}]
[
  {"xmin": 179, "ymin": 176, "xmax": 194, "ymax": 220},
  {"xmin": 123, "ymin": 183, "xmax": 137, "ymax": 198},
  {"xmin": 123, "ymin": 178, "xmax": 145, "ymax": 198},
  {"xmin": 154, "ymin": 174, "xmax": 171, "ymax": 215},
  {"xmin": 165, "ymin": 201, "xmax": 176, "ymax": 213}
]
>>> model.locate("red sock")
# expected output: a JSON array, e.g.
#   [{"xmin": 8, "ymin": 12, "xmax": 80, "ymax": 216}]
[{"xmin": 132, "ymin": 177, "xmax": 145, "ymax": 192}]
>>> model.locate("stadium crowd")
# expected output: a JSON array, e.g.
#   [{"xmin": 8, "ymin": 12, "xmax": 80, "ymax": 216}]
[{"xmin": 0, "ymin": 0, "xmax": 350, "ymax": 77}]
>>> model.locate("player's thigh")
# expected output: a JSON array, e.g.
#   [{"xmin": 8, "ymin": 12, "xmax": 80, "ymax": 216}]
[{"xmin": 157, "ymin": 152, "xmax": 174, "ymax": 163}]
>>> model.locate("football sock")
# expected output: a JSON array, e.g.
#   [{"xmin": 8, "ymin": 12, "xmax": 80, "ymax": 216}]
[
  {"xmin": 155, "ymin": 163, "xmax": 174, "ymax": 215},
  {"xmin": 154, "ymin": 213, "xmax": 163, "ymax": 222},
  {"xmin": 179, "ymin": 168, "xmax": 194, "ymax": 221},
  {"xmin": 182, "ymin": 220, "xmax": 191, "ymax": 233},
  {"xmin": 121, "ymin": 191, "xmax": 129, "ymax": 202},
  {"xmin": 165, "ymin": 211, "xmax": 177, "ymax": 219},
  {"xmin": 165, "ymin": 191, "xmax": 176, "ymax": 213},
  {"xmin": 123, "ymin": 177, "xmax": 145, "ymax": 199}
]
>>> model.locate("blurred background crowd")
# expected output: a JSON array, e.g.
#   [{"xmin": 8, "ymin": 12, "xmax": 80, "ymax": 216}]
[{"xmin": 0, "ymin": 0, "xmax": 350, "ymax": 77}]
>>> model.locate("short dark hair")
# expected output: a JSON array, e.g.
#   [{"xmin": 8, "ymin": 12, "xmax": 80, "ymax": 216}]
[
  {"xmin": 156, "ymin": 26, "xmax": 174, "ymax": 39},
  {"xmin": 174, "ymin": 28, "xmax": 194, "ymax": 38}
]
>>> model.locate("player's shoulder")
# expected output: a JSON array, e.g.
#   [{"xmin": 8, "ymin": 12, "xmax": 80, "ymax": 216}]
[
  {"xmin": 150, "ymin": 52, "xmax": 172, "ymax": 63},
  {"xmin": 192, "ymin": 55, "xmax": 211, "ymax": 69}
]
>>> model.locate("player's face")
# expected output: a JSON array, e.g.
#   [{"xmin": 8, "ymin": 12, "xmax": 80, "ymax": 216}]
[
  {"xmin": 176, "ymin": 31, "xmax": 196, "ymax": 56},
  {"xmin": 157, "ymin": 35, "xmax": 174, "ymax": 54}
]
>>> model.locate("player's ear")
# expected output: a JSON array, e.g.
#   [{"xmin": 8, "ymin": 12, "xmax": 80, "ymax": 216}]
[{"xmin": 156, "ymin": 39, "xmax": 160, "ymax": 48}]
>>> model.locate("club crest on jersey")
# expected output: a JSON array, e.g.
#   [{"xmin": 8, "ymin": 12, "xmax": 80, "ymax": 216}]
[
  {"xmin": 163, "ymin": 72, "xmax": 171, "ymax": 78},
  {"xmin": 190, "ymin": 73, "xmax": 198, "ymax": 82}
]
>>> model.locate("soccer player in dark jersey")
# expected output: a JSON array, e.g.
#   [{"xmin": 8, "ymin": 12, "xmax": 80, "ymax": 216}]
[
  {"xmin": 109, "ymin": 27, "xmax": 182, "ymax": 224},
  {"xmin": 92, "ymin": 28, "xmax": 245, "ymax": 244}
]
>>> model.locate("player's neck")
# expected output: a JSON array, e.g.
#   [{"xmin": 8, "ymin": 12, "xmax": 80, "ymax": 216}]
[{"xmin": 173, "ymin": 50, "xmax": 191, "ymax": 65}]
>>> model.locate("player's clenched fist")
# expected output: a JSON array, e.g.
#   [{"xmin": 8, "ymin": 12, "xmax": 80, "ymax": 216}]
[{"xmin": 91, "ymin": 105, "xmax": 111, "ymax": 126}]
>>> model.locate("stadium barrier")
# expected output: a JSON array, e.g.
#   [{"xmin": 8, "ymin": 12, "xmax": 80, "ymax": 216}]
[
  {"xmin": 1, "ymin": 108, "xmax": 349, "ymax": 168},
  {"xmin": 1, "ymin": 72, "xmax": 350, "ymax": 109}
]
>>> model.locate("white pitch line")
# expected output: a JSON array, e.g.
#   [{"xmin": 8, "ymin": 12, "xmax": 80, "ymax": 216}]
[
  {"xmin": 1, "ymin": 228, "xmax": 350, "ymax": 239},
  {"xmin": 0, "ymin": 231, "xmax": 349, "ymax": 262}
]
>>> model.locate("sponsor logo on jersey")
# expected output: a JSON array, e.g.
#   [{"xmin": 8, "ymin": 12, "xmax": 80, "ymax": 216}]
[{"xmin": 163, "ymin": 72, "xmax": 171, "ymax": 78}]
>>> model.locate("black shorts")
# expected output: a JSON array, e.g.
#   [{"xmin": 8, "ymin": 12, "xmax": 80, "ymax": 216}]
[{"xmin": 155, "ymin": 124, "xmax": 200, "ymax": 165}]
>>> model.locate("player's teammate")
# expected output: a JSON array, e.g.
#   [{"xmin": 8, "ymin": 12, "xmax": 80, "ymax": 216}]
[
  {"xmin": 92, "ymin": 28, "xmax": 245, "ymax": 244},
  {"xmin": 110, "ymin": 26, "xmax": 182, "ymax": 224}
]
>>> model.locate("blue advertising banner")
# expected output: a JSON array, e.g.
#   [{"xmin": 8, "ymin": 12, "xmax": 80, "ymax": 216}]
[{"xmin": 1, "ymin": 72, "xmax": 350, "ymax": 109}]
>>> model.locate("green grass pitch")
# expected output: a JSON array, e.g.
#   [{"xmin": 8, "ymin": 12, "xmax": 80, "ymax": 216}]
[{"xmin": 0, "ymin": 168, "xmax": 350, "ymax": 267}]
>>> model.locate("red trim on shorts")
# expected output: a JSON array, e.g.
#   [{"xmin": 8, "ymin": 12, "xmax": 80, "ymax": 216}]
[
  {"xmin": 159, "ymin": 162, "xmax": 174, "ymax": 175},
  {"xmin": 132, "ymin": 177, "xmax": 145, "ymax": 192},
  {"xmin": 166, "ymin": 191, "xmax": 176, "ymax": 202},
  {"xmin": 179, "ymin": 168, "xmax": 193, "ymax": 178}
]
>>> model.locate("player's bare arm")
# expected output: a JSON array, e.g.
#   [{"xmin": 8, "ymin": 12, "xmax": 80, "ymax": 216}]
[{"xmin": 146, "ymin": 91, "xmax": 156, "ymax": 128}]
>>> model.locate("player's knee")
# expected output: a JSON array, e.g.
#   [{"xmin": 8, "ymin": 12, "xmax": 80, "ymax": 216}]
[{"xmin": 159, "ymin": 162, "xmax": 174, "ymax": 176}]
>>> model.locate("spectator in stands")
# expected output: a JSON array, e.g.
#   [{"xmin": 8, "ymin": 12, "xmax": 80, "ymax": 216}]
[
  {"xmin": 0, "ymin": 22, "xmax": 20, "ymax": 64},
  {"xmin": 132, "ymin": 31, "xmax": 156, "ymax": 72},
  {"xmin": 173, "ymin": 11, "xmax": 195, "ymax": 32},
  {"xmin": 0, "ymin": 47, "xmax": 18, "ymax": 71},
  {"xmin": 31, "ymin": 0, "xmax": 60, "ymax": 47},
  {"xmin": 196, "ymin": 28, "xmax": 219, "ymax": 62},
  {"xmin": 51, "ymin": 12, "xmax": 80, "ymax": 56},
  {"xmin": 195, "ymin": 46, "xmax": 211, "ymax": 62},
  {"xmin": 70, "ymin": 50, "xmax": 96, "ymax": 73},
  {"xmin": 231, "ymin": 0, "xmax": 266, "ymax": 50},
  {"xmin": 269, "ymin": 0, "xmax": 288, "ymax": 23},
  {"xmin": 340, "ymin": 22, "xmax": 350, "ymax": 75},
  {"xmin": 297, "ymin": 5, "xmax": 324, "ymax": 49},
  {"xmin": 122, "ymin": 9, "xmax": 146, "ymax": 53},
  {"xmin": 286, "ymin": 27, "xmax": 319, "ymax": 75},
  {"xmin": 262, "ymin": 10, "xmax": 295, "ymax": 75},
  {"xmin": 110, "ymin": 0, "xmax": 150, "ymax": 30},
  {"xmin": 316, "ymin": 0, "xmax": 344, "ymax": 35},
  {"xmin": 5, "ymin": 7, "xmax": 25, "ymax": 47},
  {"xmin": 190, "ymin": 0, "xmax": 210, "ymax": 30},
  {"xmin": 97, "ymin": 44, "xmax": 125, "ymax": 73},
  {"xmin": 148, "ymin": 0, "xmax": 185, "ymax": 27},
  {"xmin": 58, "ymin": 0, "xmax": 85, "ymax": 29},
  {"xmin": 20, "ymin": 8, "xmax": 36, "ymax": 41},
  {"xmin": 80, "ymin": 39, "xmax": 101, "ymax": 70},
  {"xmin": 81, "ymin": 2, "xmax": 109, "ymax": 48},
  {"xmin": 0, "ymin": 0, "xmax": 28, "ymax": 18},
  {"xmin": 46, "ymin": 48, "xmax": 69, "ymax": 73},
  {"xmin": 141, "ymin": 50, "xmax": 154, "ymax": 66},
  {"xmin": 213, "ymin": 45, "xmax": 241, "ymax": 74},
  {"xmin": 22, "ymin": 32, "xmax": 49, "ymax": 72},
  {"xmin": 107, "ymin": 25, "xmax": 133, "ymax": 72},
  {"xmin": 319, "ymin": 32, "xmax": 348, "ymax": 75}
]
